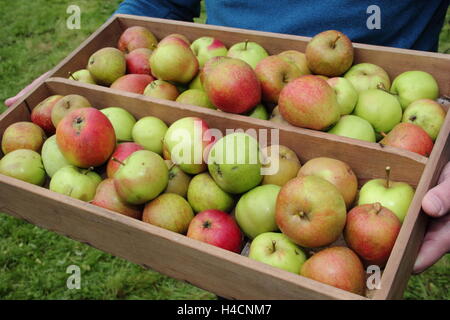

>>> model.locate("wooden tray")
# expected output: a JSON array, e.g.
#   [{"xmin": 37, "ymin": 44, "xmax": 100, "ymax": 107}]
[{"xmin": 1, "ymin": 14, "xmax": 450, "ymax": 300}]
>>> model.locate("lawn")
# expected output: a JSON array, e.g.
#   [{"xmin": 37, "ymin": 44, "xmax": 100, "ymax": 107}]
[{"xmin": 0, "ymin": 1, "xmax": 449, "ymax": 300}]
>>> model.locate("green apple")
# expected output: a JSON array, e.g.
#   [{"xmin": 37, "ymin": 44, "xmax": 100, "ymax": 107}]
[
  {"xmin": 175, "ymin": 89, "xmax": 215, "ymax": 109},
  {"xmin": 246, "ymin": 104, "xmax": 269, "ymax": 120},
  {"xmin": 114, "ymin": 150, "xmax": 168, "ymax": 205},
  {"xmin": 390, "ymin": 71, "xmax": 439, "ymax": 110},
  {"xmin": 358, "ymin": 167, "xmax": 414, "ymax": 223},
  {"xmin": 87, "ymin": 47, "xmax": 126, "ymax": 86},
  {"xmin": 344, "ymin": 63, "xmax": 391, "ymax": 93},
  {"xmin": 100, "ymin": 107, "xmax": 136, "ymax": 142},
  {"xmin": 261, "ymin": 144, "xmax": 301, "ymax": 187},
  {"xmin": 227, "ymin": 40, "xmax": 269, "ymax": 69},
  {"xmin": 235, "ymin": 184, "xmax": 281, "ymax": 239},
  {"xmin": 353, "ymin": 89, "xmax": 402, "ymax": 136},
  {"xmin": 249, "ymin": 232, "xmax": 307, "ymax": 274},
  {"xmin": 327, "ymin": 77, "xmax": 358, "ymax": 115},
  {"xmin": 402, "ymin": 99, "xmax": 446, "ymax": 141},
  {"xmin": 69, "ymin": 69, "xmax": 96, "ymax": 84},
  {"xmin": 0, "ymin": 149, "xmax": 46, "ymax": 185},
  {"xmin": 269, "ymin": 105, "xmax": 291, "ymax": 126},
  {"xmin": 131, "ymin": 116, "xmax": 168, "ymax": 155},
  {"xmin": 187, "ymin": 172, "xmax": 235, "ymax": 213},
  {"xmin": 41, "ymin": 135, "xmax": 71, "ymax": 177},
  {"xmin": 49, "ymin": 165, "xmax": 102, "ymax": 201},
  {"xmin": 328, "ymin": 115, "xmax": 376, "ymax": 142},
  {"xmin": 190, "ymin": 36, "xmax": 228, "ymax": 68},
  {"xmin": 143, "ymin": 80, "xmax": 180, "ymax": 101},
  {"xmin": 189, "ymin": 73, "xmax": 203, "ymax": 90},
  {"xmin": 208, "ymin": 132, "xmax": 263, "ymax": 194},
  {"xmin": 164, "ymin": 160, "xmax": 192, "ymax": 198}
]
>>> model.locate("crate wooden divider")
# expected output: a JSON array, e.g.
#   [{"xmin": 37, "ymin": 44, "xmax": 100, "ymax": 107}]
[{"xmin": 1, "ymin": 14, "xmax": 450, "ymax": 300}]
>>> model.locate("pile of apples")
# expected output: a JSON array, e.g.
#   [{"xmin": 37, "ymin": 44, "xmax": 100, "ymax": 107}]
[
  {"xmin": 0, "ymin": 86, "xmax": 417, "ymax": 295},
  {"xmin": 69, "ymin": 26, "xmax": 446, "ymax": 157}
]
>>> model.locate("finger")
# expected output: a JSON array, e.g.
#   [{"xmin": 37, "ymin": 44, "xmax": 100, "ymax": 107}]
[
  {"xmin": 422, "ymin": 163, "xmax": 450, "ymax": 218},
  {"xmin": 4, "ymin": 71, "xmax": 51, "ymax": 108},
  {"xmin": 413, "ymin": 214, "xmax": 450, "ymax": 274}
]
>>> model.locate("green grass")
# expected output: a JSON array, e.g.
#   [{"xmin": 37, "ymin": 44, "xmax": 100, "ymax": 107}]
[{"xmin": 0, "ymin": 0, "xmax": 449, "ymax": 300}]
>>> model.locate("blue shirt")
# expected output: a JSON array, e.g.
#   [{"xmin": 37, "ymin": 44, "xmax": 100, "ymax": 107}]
[{"xmin": 115, "ymin": 0, "xmax": 449, "ymax": 52}]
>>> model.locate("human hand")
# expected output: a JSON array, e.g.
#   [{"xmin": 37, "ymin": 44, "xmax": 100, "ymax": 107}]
[
  {"xmin": 4, "ymin": 72, "xmax": 51, "ymax": 107},
  {"xmin": 414, "ymin": 162, "xmax": 450, "ymax": 273}
]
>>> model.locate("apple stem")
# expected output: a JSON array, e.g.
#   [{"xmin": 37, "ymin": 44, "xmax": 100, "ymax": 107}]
[
  {"xmin": 68, "ymin": 72, "xmax": 76, "ymax": 81},
  {"xmin": 380, "ymin": 132, "xmax": 387, "ymax": 138},
  {"xmin": 385, "ymin": 166, "xmax": 391, "ymax": 188},
  {"xmin": 112, "ymin": 157, "xmax": 125, "ymax": 166},
  {"xmin": 373, "ymin": 202, "xmax": 382, "ymax": 214},
  {"xmin": 376, "ymin": 83, "xmax": 397, "ymax": 96},
  {"xmin": 244, "ymin": 39, "xmax": 249, "ymax": 51},
  {"xmin": 271, "ymin": 240, "xmax": 276, "ymax": 252},
  {"xmin": 331, "ymin": 35, "xmax": 341, "ymax": 49},
  {"xmin": 82, "ymin": 167, "xmax": 94, "ymax": 175}
]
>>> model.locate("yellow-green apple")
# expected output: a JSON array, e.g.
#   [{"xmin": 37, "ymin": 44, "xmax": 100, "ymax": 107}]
[
  {"xmin": 358, "ymin": 167, "xmax": 415, "ymax": 222},
  {"xmin": 118, "ymin": 26, "xmax": 158, "ymax": 53},
  {"xmin": 344, "ymin": 202, "xmax": 401, "ymax": 266},
  {"xmin": 249, "ymin": 232, "xmax": 306, "ymax": 273},
  {"xmin": 187, "ymin": 209, "xmax": 243, "ymax": 253},
  {"xmin": 390, "ymin": 70, "xmax": 439, "ymax": 109},
  {"xmin": 326, "ymin": 77, "xmax": 358, "ymax": 115},
  {"xmin": 132, "ymin": 116, "xmax": 168, "ymax": 155},
  {"xmin": 190, "ymin": 36, "xmax": 228, "ymax": 68},
  {"xmin": 56, "ymin": 108, "xmax": 116, "ymax": 168},
  {"xmin": 143, "ymin": 193, "xmax": 194, "ymax": 234},
  {"xmin": 246, "ymin": 104, "xmax": 269, "ymax": 120},
  {"xmin": 0, "ymin": 149, "xmax": 45, "ymax": 185},
  {"xmin": 157, "ymin": 33, "xmax": 190, "ymax": 46},
  {"xmin": 41, "ymin": 135, "xmax": 71, "ymax": 178},
  {"xmin": 49, "ymin": 165, "xmax": 102, "ymax": 201},
  {"xmin": 380, "ymin": 123, "xmax": 433, "ymax": 156},
  {"xmin": 297, "ymin": 157, "xmax": 358, "ymax": 208},
  {"xmin": 175, "ymin": 89, "xmax": 215, "ymax": 109},
  {"xmin": 275, "ymin": 175, "xmax": 346, "ymax": 247},
  {"xmin": 278, "ymin": 75, "xmax": 340, "ymax": 130},
  {"xmin": 300, "ymin": 247, "xmax": 365, "ymax": 295},
  {"xmin": 305, "ymin": 30, "xmax": 354, "ymax": 77},
  {"xmin": 51, "ymin": 94, "xmax": 92, "ymax": 128},
  {"xmin": 269, "ymin": 106, "xmax": 291, "ymax": 126},
  {"xmin": 255, "ymin": 55, "xmax": 302, "ymax": 104},
  {"xmin": 91, "ymin": 178, "xmax": 142, "ymax": 219},
  {"xmin": 143, "ymin": 80, "xmax": 180, "ymax": 101},
  {"xmin": 261, "ymin": 144, "xmax": 301, "ymax": 186},
  {"xmin": 202, "ymin": 56, "xmax": 261, "ymax": 114},
  {"xmin": 106, "ymin": 142, "xmax": 144, "ymax": 178},
  {"xmin": 125, "ymin": 48, "xmax": 153, "ymax": 74},
  {"xmin": 69, "ymin": 69, "xmax": 96, "ymax": 84},
  {"xmin": 150, "ymin": 35, "xmax": 199, "ymax": 84},
  {"xmin": 328, "ymin": 115, "xmax": 376, "ymax": 142},
  {"xmin": 402, "ymin": 99, "xmax": 446, "ymax": 141},
  {"xmin": 1, "ymin": 121, "xmax": 46, "ymax": 154},
  {"xmin": 208, "ymin": 132, "xmax": 262, "ymax": 194},
  {"xmin": 164, "ymin": 160, "xmax": 192, "ymax": 197},
  {"xmin": 114, "ymin": 150, "xmax": 168, "ymax": 205},
  {"xmin": 110, "ymin": 74, "xmax": 154, "ymax": 94},
  {"xmin": 344, "ymin": 63, "xmax": 391, "ymax": 93},
  {"xmin": 164, "ymin": 117, "xmax": 214, "ymax": 174},
  {"xmin": 353, "ymin": 88, "xmax": 402, "ymax": 137},
  {"xmin": 31, "ymin": 95, "xmax": 64, "ymax": 135},
  {"xmin": 189, "ymin": 73, "xmax": 203, "ymax": 90},
  {"xmin": 187, "ymin": 172, "xmax": 235, "ymax": 213},
  {"xmin": 87, "ymin": 47, "xmax": 126, "ymax": 86},
  {"xmin": 278, "ymin": 50, "xmax": 311, "ymax": 76},
  {"xmin": 227, "ymin": 40, "xmax": 269, "ymax": 69},
  {"xmin": 235, "ymin": 184, "xmax": 281, "ymax": 239},
  {"xmin": 101, "ymin": 107, "xmax": 136, "ymax": 142}
]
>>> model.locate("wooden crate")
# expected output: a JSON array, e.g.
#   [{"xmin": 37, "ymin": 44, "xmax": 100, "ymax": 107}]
[{"xmin": 1, "ymin": 14, "xmax": 450, "ymax": 300}]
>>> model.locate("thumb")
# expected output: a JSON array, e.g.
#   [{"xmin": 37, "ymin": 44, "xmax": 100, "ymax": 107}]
[{"xmin": 422, "ymin": 162, "xmax": 450, "ymax": 218}]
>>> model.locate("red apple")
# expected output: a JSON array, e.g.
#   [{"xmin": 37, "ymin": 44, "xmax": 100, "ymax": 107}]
[
  {"xmin": 110, "ymin": 74, "xmax": 155, "ymax": 94},
  {"xmin": 300, "ymin": 247, "xmax": 366, "ymax": 295},
  {"xmin": 106, "ymin": 142, "xmax": 144, "ymax": 178},
  {"xmin": 126, "ymin": 48, "xmax": 153, "ymax": 74},
  {"xmin": 279, "ymin": 75, "xmax": 340, "ymax": 130},
  {"xmin": 1, "ymin": 121, "xmax": 46, "ymax": 155},
  {"xmin": 118, "ymin": 26, "xmax": 158, "ymax": 53},
  {"xmin": 31, "ymin": 95, "xmax": 64, "ymax": 135},
  {"xmin": 187, "ymin": 209, "xmax": 243, "ymax": 253},
  {"xmin": 202, "ymin": 56, "xmax": 261, "ymax": 114},
  {"xmin": 255, "ymin": 55, "xmax": 302, "ymax": 104},
  {"xmin": 344, "ymin": 203, "xmax": 401, "ymax": 266},
  {"xmin": 56, "ymin": 108, "xmax": 116, "ymax": 168},
  {"xmin": 380, "ymin": 122, "xmax": 434, "ymax": 156},
  {"xmin": 91, "ymin": 178, "xmax": 142, "ymax": 219}
]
